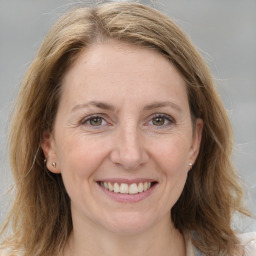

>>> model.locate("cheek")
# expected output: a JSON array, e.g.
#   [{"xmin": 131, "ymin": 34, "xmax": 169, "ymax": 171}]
[
  {"xmin": 55, "ymin": 136, "xmax": 110, "ymax": 208},
  {"xmin": 152, "ymin": 135, "xmax": 191, "ymax": 173},
  {"xmin": 151, "ymin": 136, "xmax": 190, "ymax": 200},
  {"xmin": 56, "ymin": 134, "xmax": 110, "ymax": 182}
]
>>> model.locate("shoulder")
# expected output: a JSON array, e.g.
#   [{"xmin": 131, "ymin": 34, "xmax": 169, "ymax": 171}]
[
  {"xmin": 0, "ymin": 249, "xmax": 7, "ymax": 256},
  {"xmin": 0, "ymin": 249, "xmax": 22, "ymax": 256},
  {"xmin": 184, "ymin": 231, "xmax": 256, "ymax": 256},
  {"xmin": 237, "ymin": 232, "xmax": 256, "ymax": 256},
  {"xmin": 0, "ymin": 250, "xmax": 7, "ymax": 256}
]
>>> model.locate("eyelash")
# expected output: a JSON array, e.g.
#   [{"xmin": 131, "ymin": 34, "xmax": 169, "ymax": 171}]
[
  {"xmin": 79, "ymin": 113, "xmax": 175, "ymax": 129},
  {"xmin": 80, "ymin": 114, "xmax": 108, "ymax": 128},
  {"xmin": 147, "ymin": 114, "xmax": 175, "ymax": 128}
]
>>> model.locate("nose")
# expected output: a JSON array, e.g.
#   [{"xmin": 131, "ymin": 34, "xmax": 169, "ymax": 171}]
[{"xmin": 110, "ymin": 125, "xmax": 149, "ymax": 170}]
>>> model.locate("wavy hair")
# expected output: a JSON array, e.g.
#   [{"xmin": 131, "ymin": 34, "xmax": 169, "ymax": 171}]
[{"xmin": 0, "ymin": 2, "xmax": 249, "ymax": 255}]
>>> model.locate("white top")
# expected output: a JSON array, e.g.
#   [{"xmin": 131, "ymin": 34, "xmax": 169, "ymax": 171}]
[{"xmin": 1, "ymin": 232, "xmax": 256, "ymax": 256}]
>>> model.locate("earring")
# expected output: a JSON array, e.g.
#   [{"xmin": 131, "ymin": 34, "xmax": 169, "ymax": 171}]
[
  {"xmin": 189, "ymin": 162, "xmax": 193, "ymax": 169},
  {"xmin": 52, "ymin": 162, "xmax": 56, "ymax": 168},
  {"xmin": 44, "ymin": 159, "xmax": 47, "ymax": 164}
]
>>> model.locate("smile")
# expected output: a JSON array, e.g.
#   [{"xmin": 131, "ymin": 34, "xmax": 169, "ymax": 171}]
[{"xmin": 98, "ymin": 181, "xmax": 157, "ymax": 194}]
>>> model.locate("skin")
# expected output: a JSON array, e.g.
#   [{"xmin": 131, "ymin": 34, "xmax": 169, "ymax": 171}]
[{"xmin": 42, "ymin": 40, "xmax": 203, "ymax": 256}]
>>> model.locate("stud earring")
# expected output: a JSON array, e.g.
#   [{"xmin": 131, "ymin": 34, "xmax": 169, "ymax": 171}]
[
  {"xmin": 189, "ymin": 162, "xmax": 193, "ymax": 170},
  {"xmin": 44, "ymin": 159, "xmax": 47, "ymax": 164},
  {"xmin": 52, "ymin": 162, "xmax": 56, "ymax": 168}
]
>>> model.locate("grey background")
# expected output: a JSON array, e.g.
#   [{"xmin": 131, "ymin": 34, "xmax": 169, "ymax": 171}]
[{"xmin": 0, "ymin": 0, "xmax": 255, "ymax": 231}]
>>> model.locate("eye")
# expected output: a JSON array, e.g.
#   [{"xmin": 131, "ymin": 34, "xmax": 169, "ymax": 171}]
[
  {"xmin": 152, "ymin": 116, "xmax": 166, "ymax": 126},
  {"xmin": 88, "ymin": 116, "xmax": 104, "ymax": 126},
  {"xmin": 148, "ymin": 114, "xmax": 174, "ymax": 127},
  {"xmin": 81, "ymin": 115, "xmax": 107, "ymax": 127}
]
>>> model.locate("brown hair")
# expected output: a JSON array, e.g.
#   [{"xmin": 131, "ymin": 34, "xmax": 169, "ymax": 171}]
[{"xmin": 0, "ymin": 2, "xmax": 249, "ymax": 255}]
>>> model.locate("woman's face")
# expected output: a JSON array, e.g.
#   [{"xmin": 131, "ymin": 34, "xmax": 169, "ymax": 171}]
[{"xmin": 42, "ymin": 40, "xmax": 202, "ymax": 234}]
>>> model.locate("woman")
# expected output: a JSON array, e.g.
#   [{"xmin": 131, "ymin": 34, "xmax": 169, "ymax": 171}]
[{"xmin": 0, "ymin": 2, "xmax": 255, "ymax": 256}]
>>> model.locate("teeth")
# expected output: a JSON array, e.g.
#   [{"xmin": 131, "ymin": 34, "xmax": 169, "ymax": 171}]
[
  {"xmin": 100, "ymin": 181, "xmax": 153, "ymax": 194},
  {"xmin": 120, "ymin": 183, "xmax": 129, "ymax": 194},
  {"xmin": 129, "ymin": 183, "xmax": 138, "ymax": 194},
  {"xmin": 114, "ymin": 183, "xmax": 120, "ymax": 193},
  {"xmin": 104, "ymin": 182, "xmax": 108, "ymax": 189},
  {"xmin": 138, "ymin": 182, "xmax": 144, "ymax": 192},
  {"xmin": 108, "ymin": 182, "xmax": 113, "ymax": 191}
]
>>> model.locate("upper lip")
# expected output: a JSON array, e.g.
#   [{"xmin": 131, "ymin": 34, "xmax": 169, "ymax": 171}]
[{"xmin": 97, "ymin": 178, "xmax": 157, "ymax": 185}]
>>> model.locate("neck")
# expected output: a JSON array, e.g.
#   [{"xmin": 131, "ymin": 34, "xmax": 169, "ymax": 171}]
[{"xmin": 64, "ymin": 214, "xmax": 186, "ymax": 256}]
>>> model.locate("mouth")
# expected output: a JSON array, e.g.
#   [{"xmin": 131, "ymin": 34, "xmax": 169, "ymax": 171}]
[{"xmin": 97, "ymin": 181, "xmax": 158, "ymax": 195}]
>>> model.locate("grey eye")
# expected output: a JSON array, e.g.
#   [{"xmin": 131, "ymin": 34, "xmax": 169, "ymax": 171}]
[
  {"xmin": 152, "ymin": 116, "xmax": 166, "ymax": 126},
  {"xmin": 89, "ymin": 117, "xmax": 103, "ymax": 126}
]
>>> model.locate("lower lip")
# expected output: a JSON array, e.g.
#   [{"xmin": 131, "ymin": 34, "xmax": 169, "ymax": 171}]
[{"xmin": 97, "ymin": 183, "xmax": 157, "ymax": 203}]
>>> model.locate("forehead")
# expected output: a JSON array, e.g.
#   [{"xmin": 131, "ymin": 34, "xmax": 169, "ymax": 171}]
[{"xmin": 60, "ymin": 40, "xmax": 188, "ymax": 111}]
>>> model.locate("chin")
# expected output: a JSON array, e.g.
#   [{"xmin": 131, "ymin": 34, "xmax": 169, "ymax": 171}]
[{"xmin": 101, "ymin": 212, "xmax": 157, "ymax": 235}]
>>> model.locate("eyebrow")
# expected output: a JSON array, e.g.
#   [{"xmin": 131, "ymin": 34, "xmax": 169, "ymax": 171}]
[
  {"xmin": 143, "ymin": 101, "xmax": 182, "ymax": 112},
  {"xmin": 71, "ymin": 101, "xmax": 115, "ymax": 112},
  {"xmin": 71, "ymin": 101, "xmax": 182, "ymax": 112}
]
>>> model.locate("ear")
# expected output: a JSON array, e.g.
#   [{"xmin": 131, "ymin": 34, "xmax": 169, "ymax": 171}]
[
  {"xmin": 188, "ymin": 118, "xmax": 203, "ymax": 167},
  {"xmin": 41, "ymin": 130, "xmax": 61, "ymax": 174}
]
